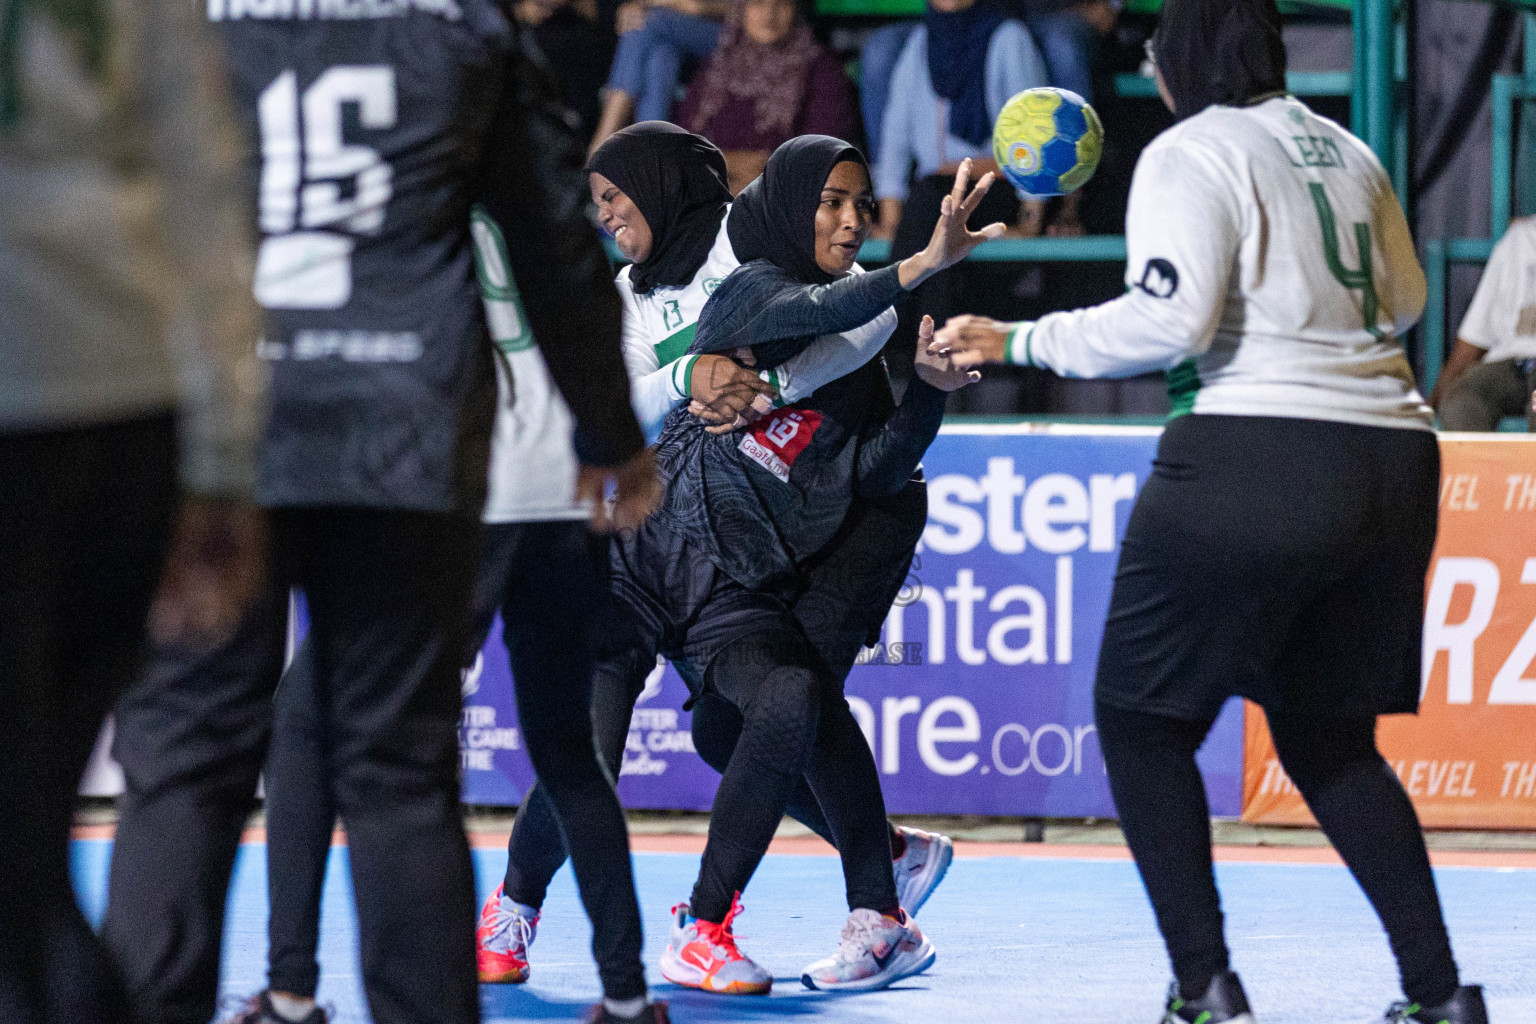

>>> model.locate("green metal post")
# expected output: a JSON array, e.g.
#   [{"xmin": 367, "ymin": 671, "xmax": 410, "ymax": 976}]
[
  {"xmin": 1422, "ymin": 239, "xmax": 1445, "ymax": 393},
  {"xmin": 1493, "ymin": 74, "xmax": 1515, "ymax": 240},
  {"xmin": 1351, "ymin": 0, "xmax": 1367, "ymax": 137},
  {"xmin": 1364, "ymin": 0, "xmax": 1396, "ymax": 180}
]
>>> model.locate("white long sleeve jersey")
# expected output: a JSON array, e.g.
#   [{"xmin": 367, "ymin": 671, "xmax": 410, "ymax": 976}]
[
  {"xmin": 480, "ymin": 210, "xmax": 895, "ymax": 522},
  {"xmin": 1010, "ymin": 97, "xmax": 1433, "ymax": 430},
  {"xmin": 618, "ymin": 215, "xmax": 897, "ymax": 444}
]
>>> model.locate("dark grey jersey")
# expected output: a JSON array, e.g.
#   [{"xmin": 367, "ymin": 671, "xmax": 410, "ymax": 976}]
[{"xmin": 218, "ymin": 0, "xmax": 641, "ymax": 512}]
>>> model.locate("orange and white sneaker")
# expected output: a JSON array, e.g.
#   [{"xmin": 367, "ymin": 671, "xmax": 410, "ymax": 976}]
[
  {"xmin": 476, "ymin": 883, "xmax": 538, "ymax": 984},
  {"xmin": 800, "ymin": 907, "xmax": 935, "ymax": 992},
  {"xmin": 657, "ymin": 897, "xmax": 772, "ymax": 995}
]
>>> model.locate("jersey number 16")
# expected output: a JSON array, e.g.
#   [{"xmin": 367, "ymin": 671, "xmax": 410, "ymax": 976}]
[{"xmin": 253, "ymin": 66, "xmax": 397, "ymax": 311}]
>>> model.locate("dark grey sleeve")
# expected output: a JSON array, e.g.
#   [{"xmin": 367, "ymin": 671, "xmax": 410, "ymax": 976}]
[
  {"xmin": 697, "ymin": 263, "xmax": 906, "ymax": 366},
  {"xmin": 854, "ymin": 377, "xmax": 947, "ymax": 498}
]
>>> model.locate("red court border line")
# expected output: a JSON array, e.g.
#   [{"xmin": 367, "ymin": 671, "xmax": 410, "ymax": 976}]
[{"xmin": 69, "ymin": 825, "xmax": 1536, "ymax": 869}]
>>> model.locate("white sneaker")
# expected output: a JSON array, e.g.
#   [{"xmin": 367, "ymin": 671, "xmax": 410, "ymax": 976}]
[
  {"xmin": 800, "ymin": 907, "xmax": 935, "ymax": 992},
  {"xmin": 892, "ymin": 825, "xmax": 953, "ymax": 916},
  {"xmin": 657, "ymin": 899, "xmax": 772, "ymax": 995}
]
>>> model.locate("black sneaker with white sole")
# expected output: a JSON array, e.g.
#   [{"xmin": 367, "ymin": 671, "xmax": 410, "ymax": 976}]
[
  {"xmin": 224, "ymin": 992, "xmax": 329, "ymax": 1024},
  {"xmin": 1161, "ymin": 971, "xmax": 1257, "ymax": 1024},
  {"xmin": 1385, "ymin": 986, "xmax": 1489, "ymax": 1024},
  {"xmin": 584, "ymin": 1000, "xmax": 671, "ymax": 1024}
]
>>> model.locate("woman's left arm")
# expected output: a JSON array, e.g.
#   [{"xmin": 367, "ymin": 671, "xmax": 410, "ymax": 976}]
[
  {"xmin": 1373, "ymin": 172, "xmax": 1427, "ymax": 336},
  {"xmin": 938, "ymin": 145, "xmax": 1239, "ymax": 378},
  {"xmin": 701, "ymin": 262, "xmax": 908, "ymax": 361},
  {"xmin": 854, "ymin": 318, "xmax": 970, "ymax": 496}
]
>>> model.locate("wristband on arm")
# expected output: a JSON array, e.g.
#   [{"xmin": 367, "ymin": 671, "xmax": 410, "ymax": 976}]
[{"xmin": 1004, "ymin": 322, "xmax": 1036, "ymax": 367}]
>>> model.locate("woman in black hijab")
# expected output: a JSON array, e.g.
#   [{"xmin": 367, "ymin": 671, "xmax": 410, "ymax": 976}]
[
  {"xmin": 625, "ymin": 138, "xmax": 1000, "ymax": 994},
  {"xmin": 586, "ymin": 121, "xmax": 733, "ymax": 294},
  {"xmin": 931, "ymin": 0, "xmax": 1485, "ymax": 1022},
  {"xmin": 486, "ymin": 128, "xmax": 979, "ymax": 995}
]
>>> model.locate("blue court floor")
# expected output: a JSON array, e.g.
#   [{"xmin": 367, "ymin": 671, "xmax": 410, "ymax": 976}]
[{"xmin": 70, "ymin": 839, "xmax": 1536, "ymax": 1024}]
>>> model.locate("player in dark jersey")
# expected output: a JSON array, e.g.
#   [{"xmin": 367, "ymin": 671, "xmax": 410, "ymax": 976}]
[
  {"xmin": 645, "ymin": 140, "xmax": 1000, "ymax": 994},
  {"xmin": 101, "ymin": 7, "xmax": 658, "ymax": 1024}
]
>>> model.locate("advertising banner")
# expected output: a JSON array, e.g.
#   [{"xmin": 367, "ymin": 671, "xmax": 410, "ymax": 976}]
[
  {"xmin": 460, "ymin": 424, "xmax": 1248, "ymax": 817},
  {"xmin": 1242, "ymin": 435, "xmax": 1536, "ymax": 829}
]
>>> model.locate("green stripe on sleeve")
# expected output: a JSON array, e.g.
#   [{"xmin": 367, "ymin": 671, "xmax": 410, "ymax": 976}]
[
  {"xmin": 653, "ymin": 323, "xmax": 698, "ymax": 366},
  {"xmin": 671, "ymin": 354, "xmax": 699, "ymax": 398}
]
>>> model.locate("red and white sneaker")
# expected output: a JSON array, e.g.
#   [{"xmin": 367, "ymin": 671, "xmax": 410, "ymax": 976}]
[
  {"xmin": 800, "ymin": 907, "xmax": 935, "ymax": 992},
  {"xmin": 476, "ymin": 883, "xmax": 538, "ymax": 984},
  {"xmin": 657, "ymin": 897, "xmax": 772, "ymax": 995},
  {"xmin": 892, "ymin": 825, "xmax": 954, "ymax": 917}
]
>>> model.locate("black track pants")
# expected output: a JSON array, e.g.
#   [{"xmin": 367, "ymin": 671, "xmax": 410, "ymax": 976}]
[
  {"xmin": 1096, "ymin": 700, "xmax": 1459, "ymax": 1007},
  {"xmin": 263, "ymin": 521, "xmax": 647, "ymax": 1003}
]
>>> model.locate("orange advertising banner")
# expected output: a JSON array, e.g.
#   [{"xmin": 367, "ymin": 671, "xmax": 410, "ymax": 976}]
[{"xmin": 1243, "ymin": 435, "xmax": 1536, "ymax": 829}]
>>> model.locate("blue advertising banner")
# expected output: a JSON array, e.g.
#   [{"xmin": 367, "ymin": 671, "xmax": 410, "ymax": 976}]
[{"xmin": 458, "ymin": 423, "xmax": 1246, "ymax": 818}]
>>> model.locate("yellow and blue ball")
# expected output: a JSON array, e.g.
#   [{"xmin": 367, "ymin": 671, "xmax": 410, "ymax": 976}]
[{"xmin": 992, "ymin": 87, "xmax": 1103, "ymax": 198}]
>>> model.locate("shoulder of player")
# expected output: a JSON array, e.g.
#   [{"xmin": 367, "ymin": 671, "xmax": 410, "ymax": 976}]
[{"xmin": 1135, "ymin": 118, "xmax": 1232, "ymax": 182}]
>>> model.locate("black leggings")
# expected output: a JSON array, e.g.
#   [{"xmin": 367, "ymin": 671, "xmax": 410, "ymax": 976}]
[
  {"xmin": 1095, "ymin": 699, "xmax": 1459, "ymax": 1007},
  {"xmin": 504, "ymin": 487, "xmax": 924, "ymax": 919},
  {"xmin": 265, "ymin": 521, "xmax": 647, "ymax": 1002}
]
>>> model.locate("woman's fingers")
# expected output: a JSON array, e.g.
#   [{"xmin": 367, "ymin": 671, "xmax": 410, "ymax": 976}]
[
  {"xmin": 951, "ymin": 158, "xmax": 972, "ymax": 207},
  {"xmin": 972, "ymin": 221, "xmax": 1007, "ymax": 242},
  {"xmin": 918, "ymin": 313, "xmax": 935, "ymax": 345},
  {"xmin": 960, "ymin": 171, "xmax": 996, "ymax": 217}
]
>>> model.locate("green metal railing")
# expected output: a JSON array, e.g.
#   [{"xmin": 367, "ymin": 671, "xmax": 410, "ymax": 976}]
[{"xmin": 1419, "ymin": 13, "xmax": 1536, "ymax": 399}]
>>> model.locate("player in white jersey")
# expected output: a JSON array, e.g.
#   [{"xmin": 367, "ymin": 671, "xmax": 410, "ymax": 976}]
[
  {"xmin": 477, "ymin": 123, "xmax": 956, "ymax": 989},
  {"xmin": 931, "ymin": 1, "xmax": 1486, "ymax": 1023}
]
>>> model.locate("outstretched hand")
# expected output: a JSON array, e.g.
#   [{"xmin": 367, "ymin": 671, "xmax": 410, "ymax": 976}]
[
  {"xmin": 929, "ymin": 314, "xmax": 1014, "ymax": 369},
  {"xmin": 898, "ymin": 159, "xmax": 1007, "ymax": 290},
  {"xmin": 912, "ymin": 315, "xmax": 981, "ymax": 391}
]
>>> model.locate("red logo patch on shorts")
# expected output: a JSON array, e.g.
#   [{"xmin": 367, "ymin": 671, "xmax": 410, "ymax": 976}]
[{"xmin": 737, "ymin": 408, "xmax": 824, "ymax": 483}]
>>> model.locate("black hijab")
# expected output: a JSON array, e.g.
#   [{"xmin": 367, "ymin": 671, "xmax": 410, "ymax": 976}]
[
  {"xmin": 1152, "ymin": 0, "xmax": 1286, "ymax": 121},
  {"xmin": 726, "ymin": 135, "xmax": 870, "ymax": 287},
  {"xmin": 586, "ymin": 121, "xmax": 732, "ymax": 294}
]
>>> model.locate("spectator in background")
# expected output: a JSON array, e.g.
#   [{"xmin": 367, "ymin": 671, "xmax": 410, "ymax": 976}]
[
  {"xmin": 516, "ymin": 0, "xmax": 618, "ymax": 138},
  {"xmin": 858, "ymin": 22, "xmax": 918, "ymax": 164},
  {"xmin": 1431, "ymin": 215, "xmax": 1536, "ymax": 431},
  {"xmin": 875, "ymin": 0, "xmax": 1049, "ymax": 381},
  {"xmin": 678, "ymin": 0, "xmax": 860, "ymax": 192},
  {"xmin": 873, "ymin": 0, "xmax": 1051, "ymax": 243},
  {"xmin": 1017, "ymin": 0, "xmax": 1118, "ymax": 103},
  {"xmin": 1016, "ymin": 0, "xmax": 1118, "ymax": 235},
  {"xmin": 590, "ymin": 0, "xmax": 730, "ymax": 153}
]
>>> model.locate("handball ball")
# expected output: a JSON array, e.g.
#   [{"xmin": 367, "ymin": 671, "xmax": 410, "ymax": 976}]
[{"xmin": 992, "ymin": 87, "xmax": 1103, "ymax": 197}]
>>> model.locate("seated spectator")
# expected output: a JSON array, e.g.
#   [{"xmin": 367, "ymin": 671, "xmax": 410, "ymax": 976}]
[
  {"xmin": 1016, "ymin": 0, "xmax": 1118, "ymax": 104},
  {"xmin": 875, "ymin": 0, "xmax": 1049, "ymax": 384},
  {"xmin": 516, "ymin": 0, "xmax": 617, "ymax": 138},
  {"xmin": 1015, "ymin": 0, "xmax": 1118, "ymax": 235},
  {"xmin": 1431, "ymin": 215, "xmax": 1536, "ymax": 431},
  {"xmin": 677, "ymin": 0, "xmax": 860, "ymax": 193},
  {"xmin": 873, "ymin": 0, "xmax": 1052, "ymax": 243},
  {"xmin": 590, "ymin": 0, "xmax": 729, "ymax": 154},
  {"xmin": 859, "ymin": 21, "xmax": 919, "ymax": 164}
]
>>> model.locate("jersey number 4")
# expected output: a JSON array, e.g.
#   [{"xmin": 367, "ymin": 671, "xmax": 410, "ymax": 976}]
[
  {"xmin": 254, "ymin": 66, "xmax": 397, "ymax": 310},
  {"xmin": 1308, "ymin": 182, "xmax": 1384, "ymax": 340}
]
